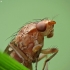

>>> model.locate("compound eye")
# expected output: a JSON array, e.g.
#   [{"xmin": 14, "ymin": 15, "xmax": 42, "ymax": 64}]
[{"xmin": 36, "ymin": 22, "xmax": 46, "ymax": 32}]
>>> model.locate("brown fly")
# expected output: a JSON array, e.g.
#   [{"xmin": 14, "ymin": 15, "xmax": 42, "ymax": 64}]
[{"xmin": 4, "ymin": 18, "xmax": 58, "ymax": 70}]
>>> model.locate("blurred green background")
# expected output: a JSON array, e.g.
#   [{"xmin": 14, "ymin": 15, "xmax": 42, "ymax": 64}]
[{"xmin": 0, "ymin": 0, "xmax": 70, "ymax": 70}]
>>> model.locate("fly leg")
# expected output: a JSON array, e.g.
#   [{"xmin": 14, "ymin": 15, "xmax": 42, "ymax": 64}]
[
  {"xmin": 38, "ymin": 48, "xmax": 58, "ymax": 70},
  {"xmin": 32, "ymin": 44, "xmax": 42, "ymax": 70},
  {"xmin": 35, "ymin": 58, "xmax": 38, "ymax": 70}
]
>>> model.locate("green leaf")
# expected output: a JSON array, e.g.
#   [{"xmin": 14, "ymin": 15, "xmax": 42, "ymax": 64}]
[{"xmin": 0, "ymin": 52, "xmax": 29, "ymax": 70}]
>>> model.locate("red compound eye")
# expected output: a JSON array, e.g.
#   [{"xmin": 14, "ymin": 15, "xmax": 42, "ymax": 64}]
[{"xmin": 36, "ymin": 22, "xmax": 46, "ymax": 32}]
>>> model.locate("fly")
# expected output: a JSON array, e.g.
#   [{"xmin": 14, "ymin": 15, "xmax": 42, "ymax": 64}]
[{"xmin": 4, "ymin": 18, "xmax": 58, "ymax": 70}]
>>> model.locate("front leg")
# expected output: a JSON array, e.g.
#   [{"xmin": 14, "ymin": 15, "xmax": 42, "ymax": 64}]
[{"xmin": 38, "ymin": 48, "xmax": 58, "ymax": 70}]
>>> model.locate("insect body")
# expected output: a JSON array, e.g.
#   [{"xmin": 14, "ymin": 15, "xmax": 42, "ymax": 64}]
[{"xmin": 4, "ymin": 19, "xmax": 58, "ymax": 70}]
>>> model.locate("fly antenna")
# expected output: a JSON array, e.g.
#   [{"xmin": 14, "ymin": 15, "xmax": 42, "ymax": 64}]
[{"xmin": 52, "ymin": 14, "xmax": 59, "ymax": 20}]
